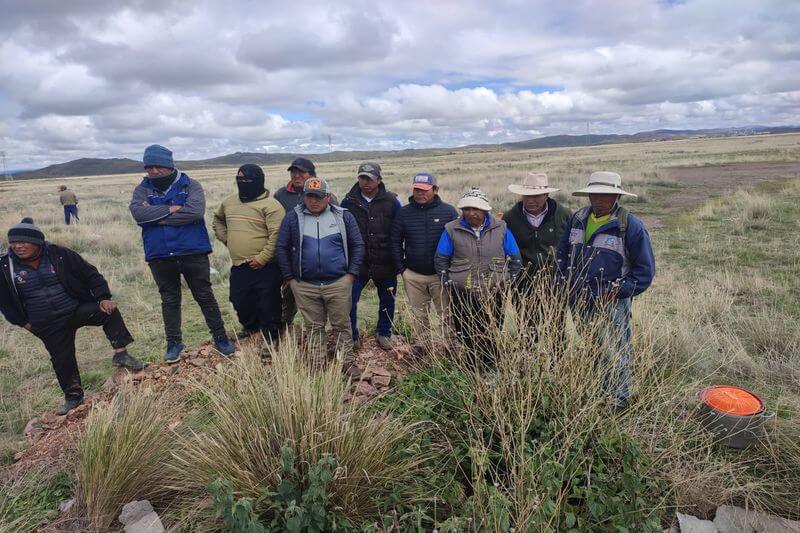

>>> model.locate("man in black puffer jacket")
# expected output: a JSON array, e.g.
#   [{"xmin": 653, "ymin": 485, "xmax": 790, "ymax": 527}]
[
  {"xmin": 0, "ymin": 218, "xmax": 144, "ymax": 415},
  {"xmin": 390, "ymin": 173, "xmax": 458, "ymax": 357},
  {"xmin": 340, "ymin": 162, "xmax": 401, "ymax": 351}
]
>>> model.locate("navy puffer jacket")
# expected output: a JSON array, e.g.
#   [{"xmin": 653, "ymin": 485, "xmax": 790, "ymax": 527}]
[{"xmin": 390, "ymin": 195, "xmax": 458, "ymax": 275}]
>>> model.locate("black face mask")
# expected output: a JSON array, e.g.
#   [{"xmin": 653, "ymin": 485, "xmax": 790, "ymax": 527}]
[
  {"xmin": 236, "ymin": 164, "xmax": 266, "ymax": 202},
  {"xmin": 149, "ymin": 169, "xmax": 177, "ymax": 193}
]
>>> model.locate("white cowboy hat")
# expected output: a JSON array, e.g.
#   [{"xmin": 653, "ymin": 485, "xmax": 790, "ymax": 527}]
[
  {"xmin": 457, "ymin": 187, "xmax": 492, "ymax": 211},
  {"xmin": 572, "ymin": 171, "xmax": 637, "ymax": 197},
  {"xmin": 508, "ymin": 172, "xmax": 560, "ymax": 196}
]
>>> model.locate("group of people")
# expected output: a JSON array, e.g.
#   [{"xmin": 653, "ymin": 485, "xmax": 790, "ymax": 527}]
[{"xmin": 0, "ymin": 143, "xmax": 655, "ymax": 415}]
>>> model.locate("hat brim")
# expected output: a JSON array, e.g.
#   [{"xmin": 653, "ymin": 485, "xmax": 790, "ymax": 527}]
[
  {"xmin": 572, "ymin": 185, "xmax": 637, "ymax": 197},
  {"xmin": 304, "ymin": 191, "xmax": 328, "ymax": 198},
  {"xmin": 357, "ymin": 172, "xmax": 380, "ymax": 180},
  {"xmin": 507, "ymin": 184, "xmax": 560, "ymax": 195},
  {"xmin": 457, "ymin": 198, "xmax": 492, "ymax": 211},
  {"xmin": 288, "ymin": 165, "xmax": 312, "ymax": 173},
  {"xmin": 412, "ymin": 183, "xmax": 433, "ymax": 190}
]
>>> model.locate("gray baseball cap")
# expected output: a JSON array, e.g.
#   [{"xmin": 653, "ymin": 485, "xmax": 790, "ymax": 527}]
[
  {"xmin": 303, "ymin": 177, "xmax": 330, "ymax": 197},
  {"xmin": 357, "ymin": 162, "xmax": 382, "ymax": 180}
]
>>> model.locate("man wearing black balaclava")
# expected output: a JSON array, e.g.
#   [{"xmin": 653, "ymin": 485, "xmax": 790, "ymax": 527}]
[{"xmin": 213, "ymin": 164, "xmax": 285, "ymax": 354}]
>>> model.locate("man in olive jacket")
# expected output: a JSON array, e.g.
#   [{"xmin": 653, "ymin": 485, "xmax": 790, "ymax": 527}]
[{"xmin": 502, "ymin": 172, "xmax": 571, "ymax": 346}]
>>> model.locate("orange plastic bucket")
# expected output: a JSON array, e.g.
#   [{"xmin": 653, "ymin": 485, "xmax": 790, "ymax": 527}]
[{"xmin": 699, "ymin": 385, "xmax": 764, "ymax": 416}]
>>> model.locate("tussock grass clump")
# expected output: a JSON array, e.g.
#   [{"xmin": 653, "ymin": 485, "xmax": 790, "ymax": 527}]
[
  {"xmin": 171, "ymin": 344, "xmax": 427, "ymax": 525},
  {"xmin": 0, "ymin": 466, "xmax": 72, "ymax": 531},
  {"xmin": 75, "ymin": 385, "xmax": 178, "ymax": 531}
]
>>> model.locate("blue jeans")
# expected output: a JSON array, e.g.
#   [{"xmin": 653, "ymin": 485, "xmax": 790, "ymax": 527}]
[
  {"xmin": 64, "ymin": 205, "xmax": 79, "ymax": 225},
  {"xmin": 575, "ymin": 297, "xmax": 632, "ymax": 401},
  {"xmin": 350, "ymin": 275, "xmax": 397, "ymax": 340}
]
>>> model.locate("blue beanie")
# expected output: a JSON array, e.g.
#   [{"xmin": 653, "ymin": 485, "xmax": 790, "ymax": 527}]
[{"xmin": 143, "ymin": 144, "xmax": 175, "ymax": 169}]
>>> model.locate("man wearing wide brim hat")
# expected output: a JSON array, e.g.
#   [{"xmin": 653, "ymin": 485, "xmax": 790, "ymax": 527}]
[
  {"xmin": 556, "ymin": 171, "xmax": 655, "ymax": 412},
  {"xmin": 503, "ymin": 172, "xmax": 572, "ymax": 349},
  {"xmin": 434, "ymin": 187, "xmax": 522, "ymax": 369}
]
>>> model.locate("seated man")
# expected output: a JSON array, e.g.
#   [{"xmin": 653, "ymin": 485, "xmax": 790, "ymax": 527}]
[{"xmin": 0, "ymin": 218, "xmax": 144, "ymax": 415}]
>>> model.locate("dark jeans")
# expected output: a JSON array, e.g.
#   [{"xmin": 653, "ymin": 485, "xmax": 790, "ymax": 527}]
[
  {"xmin": 31, "ymin": 302, "xmax": 134, "ymax": 401},
  {"xmin": 350, "ymin": 274, "xmax": 397, "ymax": 339},
  {"xmin": 148, "ymin": 254, "xmax": 226, "ymax": 343},
  {"xmin": 230, "ymin": 261, "xmax": 282, "ymax": 343},
  {"xmin": 512, "ymin": 277, "xmax": 568, "ymax": 357},
  {"xmin": 449, "ymin": 286, "xmax": 505, "ymax": 370},
  {"xmin": 64, "ymin": 205, "xmax": 79, "ymax": 225}
]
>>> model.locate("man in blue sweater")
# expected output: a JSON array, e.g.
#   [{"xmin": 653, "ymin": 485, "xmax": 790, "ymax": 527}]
[
  {"xmin": 390, "ymin": 172, "xmax": 458, "ymax": 358},
  {"xmin": 276, "ymin": 177, "xmax": 364, "ymax": 371},
  {"xmin": 129, "ymin": 144, "xmax": 234, "ymax": 363}
]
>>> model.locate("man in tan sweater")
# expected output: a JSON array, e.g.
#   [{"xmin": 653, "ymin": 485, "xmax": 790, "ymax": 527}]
[
  {"xmin": 213, "ymin": 164, "xmax": 285, "ymax": 349},
  {"xmin": 59, "ymin": 185, "xmax": 79, "ymax": 225}
]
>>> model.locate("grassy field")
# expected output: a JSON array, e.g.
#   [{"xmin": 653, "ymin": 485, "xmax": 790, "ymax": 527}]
[{"xmin": 1, "ymin": 133, "xmax": 799, "ymax": 529}]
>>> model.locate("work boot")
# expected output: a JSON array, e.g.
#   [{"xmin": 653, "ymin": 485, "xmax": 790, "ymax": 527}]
[
  {"xmin": 236, "ymin": 328, "xmax": 258, "ymax": 339},
  {"xmin": 164, "ymin": 341, "xmax": 185, "ymax": 364},
  {"xmin": 214, "ymin": 336, "xmax": 236, "ymax": 357},
  {"xmin": 55, "ymin": 398, "xmax": 83, "ymax": 416},
  {"xmin": 112, "ymin": 350, "xmax": 145, "ymax": 371},
  {"xmin": 353, "ymin": 337, "xmax": 362, "ymax": 351},
  {"xmin": 377, "ymin": 335, "xmax": 393, "ymax": 351}
]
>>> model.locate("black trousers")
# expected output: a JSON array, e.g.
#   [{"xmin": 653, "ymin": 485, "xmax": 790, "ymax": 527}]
[
  {"xmin": 148, "ymin": 254, "xmax": 226, "ymax": 343},
  {"xmin": 449, "ymin": 286, "xmax": 505, "ymax": 370},
  {"xmin": 511, "ymin": 277, "xmax": 568, "ymax": 357},
  {"xmin": 32, "ymin": 302, "xmax": 134, "ymax": 401},
  {"xmin": 229, "ymin": 261, "xmax": 282, "ymax": 343}
]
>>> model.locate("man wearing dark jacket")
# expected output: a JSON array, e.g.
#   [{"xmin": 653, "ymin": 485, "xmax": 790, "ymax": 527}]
[
  {"xmin": 129, "ymin": 144, "xmax": 234, "ymax": 363},
  {"xmin": 390, "ymin": 172, "xmax": 457, "ymax": 357},
  {"xmin": 340, "ymin": 162, "xmax": 401, "ymax": 351},
  {"xmin": 502, "ymin": 172, "xmax": 571, "ymax": 347},
  {"xmin": 0, "ymin": 218, "xmax": 144, "ymax": 415},
  {"xmin": 276, "ymin": 177, "xmax": 364, "ymax": 371}
]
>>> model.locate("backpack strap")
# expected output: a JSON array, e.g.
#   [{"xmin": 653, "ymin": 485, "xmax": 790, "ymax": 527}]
[{"xmin": 616, "ymin": 205, "xmax": 630, "ymax": 246}]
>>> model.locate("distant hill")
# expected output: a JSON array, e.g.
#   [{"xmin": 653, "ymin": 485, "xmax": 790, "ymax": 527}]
[{"xmin": 12, "ymin": 126, "xmax": 800, "ymax": 180}]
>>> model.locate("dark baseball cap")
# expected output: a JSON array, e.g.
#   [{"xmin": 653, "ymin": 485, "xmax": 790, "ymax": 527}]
[
  {"xmin": 287, "ymin": 157, "xmax": 316, "ymax": 175},
  {"xmin": 356, "ymin": 161, "xmax": 382, "ymax": 180},
  {"xmin": 303, "ymin": 177, "xmax": 330, "ymax": 197},
  {"xmin": 411, "ymin": 172, "xmax": 437, "ymax": 190}
]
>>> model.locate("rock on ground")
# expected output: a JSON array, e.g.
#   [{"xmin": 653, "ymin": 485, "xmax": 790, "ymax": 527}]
[
  {"xmin": 677, "ymin": 512, "xmax": 718, "ymax": 533},
  {"xmin": 713, "ymin": 505, "xmax": 800, "ymax": 533}
]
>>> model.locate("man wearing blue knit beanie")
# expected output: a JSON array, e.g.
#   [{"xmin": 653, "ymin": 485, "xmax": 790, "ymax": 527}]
[{"xmin": 129, "ymin": 144, "xmax": 235, "ymax": 362}]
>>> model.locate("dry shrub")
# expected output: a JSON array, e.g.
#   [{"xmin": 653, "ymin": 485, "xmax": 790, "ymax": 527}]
[
  {"xmin": 75, "ymin": 385, "xmax": 177, "ymax": 531},
  {"xmin": 170, "ymin": 344, "xmax": 427, "ymax": 525}
]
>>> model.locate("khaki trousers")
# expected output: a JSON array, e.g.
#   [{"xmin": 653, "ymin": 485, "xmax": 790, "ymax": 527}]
[
  {"xmin": 291, "ymin": 275, "xmax": 354, "ymax": 370},
  {"xmin": 401, "ymin": 269, "xmax": 449, "ymax": 345}
]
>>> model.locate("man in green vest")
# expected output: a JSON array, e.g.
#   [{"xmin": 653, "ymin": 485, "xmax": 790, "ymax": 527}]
[{"xmin": 502, "ymin": 172, "xmax": 571, "ymax": 348}]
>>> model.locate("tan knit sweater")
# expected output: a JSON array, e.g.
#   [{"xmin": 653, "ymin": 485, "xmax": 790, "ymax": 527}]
[{"xmin": 212, "ymin": 192, "xmax": 285, "ymax": 266}]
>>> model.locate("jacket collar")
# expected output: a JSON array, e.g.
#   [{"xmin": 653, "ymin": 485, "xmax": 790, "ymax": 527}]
[
  {"xmin": 406, "ymin": 195, "xmax": 442, "ymax": 209},
  {"xmin": 457, "ymin": 212, "xmax": 498, "ymax": 234},
  {"xmin": 142, "ymin": 170, "xmax": 187, "ymax": 197},
  {"xmin": 347, "ymin": 181, "xmax": 387, "ymax": 205}
]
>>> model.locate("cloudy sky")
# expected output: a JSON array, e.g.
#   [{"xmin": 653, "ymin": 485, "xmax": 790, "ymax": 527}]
[{"xmin": 1, "ymin": 0, "xmax": 798, "ymax": 168}]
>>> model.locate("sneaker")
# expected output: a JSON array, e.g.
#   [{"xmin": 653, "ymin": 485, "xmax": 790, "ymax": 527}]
[
  {"xmin": 55, "ymin": 398, "xmax": 83, "ymax": 416},
  {"xmin": 214, "ymin": 336, "xmax": 236, "ymax": 357},
  {"xmin": 164, "ymin": 341, "xmax": 185, "ymax": 364},
  {"xmin": 112, "ymin": 350, "xmax": 145, "ymax": 371},
  {"xmin": 377, "ymin": 335, "xmax": 393, "ymax": 351}
]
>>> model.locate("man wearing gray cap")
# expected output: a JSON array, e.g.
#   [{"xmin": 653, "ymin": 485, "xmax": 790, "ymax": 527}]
[
  {"xmin": 0, "ymin": 218, "xmax": 144, "ymax": 415},
  {"xmin": 557, "ymin": 171, "xmax": 655, "ymax": 412}
]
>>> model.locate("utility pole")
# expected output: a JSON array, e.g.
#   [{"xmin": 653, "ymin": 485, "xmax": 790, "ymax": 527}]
[
  {"xmin": 1, "ymin": 151, "xmax": 11, "ymax": 181},
  {"xmin": 328, "ymin": 135, "xmax": 333, "ymax": 153},
  {"xmin": 586, "ymin": 122, "xmax": 590, "ymax": 146}
]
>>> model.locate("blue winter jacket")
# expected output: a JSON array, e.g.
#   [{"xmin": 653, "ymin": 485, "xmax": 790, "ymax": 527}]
[
  {"xmin": 129, "ymin": 172, "xmax": 213, "ymax": 261},
  {"xmin": 556, "ymin": 205, "xmax": 655, "ymax": 301},
  {"xmin": 276, "ymin": 204, "xmax": 365, "ymax": 284}
]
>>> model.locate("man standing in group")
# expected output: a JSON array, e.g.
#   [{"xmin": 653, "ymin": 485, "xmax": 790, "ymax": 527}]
[
  {"xmin": 557, "ymin": 171, "xmax": 655, "ymax": 412},
  {"xmin": 129, "ymin": 144, "xmax": 234, "ymax": 363},
  {"xmin": 0, "ymin": 218, "xmax": 144, "ymax": 415},
  {"xmin": 502, "ymin": 172, "xmax": 571, "ymax": 346},
  {"xmin": 341, "ymin": 162, "xmax": 401, "ymax": 351},
  {"xmin": 434, "ymin": 188, "xmax": 522, "ymax": 369},
  {"xmin": 275, "ymin": 177, "xmax": 364, "ymax": 371},
  {"xmin": 59, "ymin": 185, "xmax": 79, "ymax": 225},
  {"xmin": 390, "ymin": 172, "xmax": 458, "ymax": 358},
  {"xmin": 213, "ymin": 164, "xmax": 285, "ymax": 353},
  {"xmin": 273, "ymin": 157, "xmax": 337, "ymax": 330}
]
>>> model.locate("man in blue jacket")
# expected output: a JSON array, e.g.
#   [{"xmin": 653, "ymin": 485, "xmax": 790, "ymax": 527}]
[
  {"xmin": 556, "ymin": 171, "xmax": 656, "ymax": 412},
  {"xmin": 129, "ymin": 144, "xmax": 234, "ymax": 363},
  {"xmin": 276, "ymin": 177, "xmax": 364, "ymax": 371},
  {"xmin": 390, "ymin": 172, "xmax": 458, "ymax": 358}
]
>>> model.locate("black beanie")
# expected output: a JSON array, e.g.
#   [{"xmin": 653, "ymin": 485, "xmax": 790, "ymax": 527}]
[
  {"xmin": 236, "ymin": 164, "xmax": 267, "ymax": 202},
  {"xmin": 8, "ymin": 217, "xmax": 45, "ymax": 246}
]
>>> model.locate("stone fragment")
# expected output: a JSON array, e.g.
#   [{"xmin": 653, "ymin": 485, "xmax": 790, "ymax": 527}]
[
  {"xmin": 371, "ymin": 366, "xmax": 391, "ymax": 377},
  {"xmin": 125, "ymin": 512, "xmax": 165, "ymax": 533},
  {"xmin": 59, "ymin": 498, "xmax": 75, "ymax": 513},
  {"xmin": 677, "ymin": 512, "xmax": 718, "ymax": 533},
  {"xmin": 23, "ymin": 417, "xmax": 40, "ymax": 436},
  {"xmin": 354, "ymin": 381, "xmax": 377, "ymax": 397},
  {"xmin": 714, "ymin": 505, "xmax": 800, "ymax": 533},
  {"xmin": 186, "ymin": 358, "xmax": 205, "ymax": 367},
  {"xmin": 119, "ymin": 500, "xmax": 154, "ymax": 526},
  {"xmin": 372, "ymin": 374, "xmax": 391, "ymax": 388}
]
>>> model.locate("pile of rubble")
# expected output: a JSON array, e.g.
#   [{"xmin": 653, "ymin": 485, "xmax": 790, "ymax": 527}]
[{"xmin": 672, "ymin": 506, "xmax": 800, "ymax": 533}]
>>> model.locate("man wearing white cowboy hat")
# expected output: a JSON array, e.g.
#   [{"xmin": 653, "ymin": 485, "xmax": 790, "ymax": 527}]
[
  {"xmin": 434, "ymin": 187, "xmax": 522, "ymax": 369},
  {"xmin": 502, "ymin": 172, "xmax": 572, "ymax": 348},
  {"xmin": 556, "ymin": 171, "xmax": 655, "ymax": 412}
]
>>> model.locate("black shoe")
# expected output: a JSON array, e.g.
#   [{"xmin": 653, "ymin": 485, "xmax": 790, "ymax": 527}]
[
  {"xmin": 112, "ymin": 350, "xmax": 146, "ymax": 371},
  {"xmin": 236, "ymin": 328, "xmax": 258, "ymax": 339},
  {"xmin": 56, "ymin": 398, "xmax": 83, "ymax": 416}
]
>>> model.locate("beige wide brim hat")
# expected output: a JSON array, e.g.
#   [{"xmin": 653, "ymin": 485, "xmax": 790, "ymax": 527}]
[
  {"xmin": 508, "ymin": 172, "xmax": 560, "ymax": 195},
  {"xmin": 572, "ymin": 171, "xmax": 637, "ymax": 197},
  {"xmin": 457, "ymin": 188, "xmax": 492, "ymax": 211}
]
